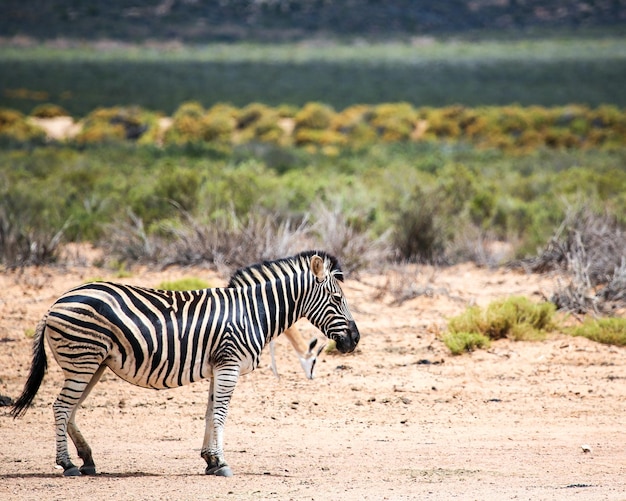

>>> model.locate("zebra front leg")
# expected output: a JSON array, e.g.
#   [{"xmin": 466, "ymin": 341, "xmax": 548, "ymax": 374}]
[
  {"xmin": 201, "ymin": 366, "xmax": 239, "ymax": 477},
  {"xmin": 200, "ymin": 378, "xmax": 216, "ymax": 470}
]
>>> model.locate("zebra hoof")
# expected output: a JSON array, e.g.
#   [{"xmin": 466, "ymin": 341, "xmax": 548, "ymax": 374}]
[
  {"xmin": 79, "ymin": 465, "xmax": 97, "ymax": 476},
  {"xmin": 205, "ymin": 464, "xmax": 233, "ymax": 477},
  {"xmin": 63, "ymin": 466, "xmax": 81, "ymax": 477}
]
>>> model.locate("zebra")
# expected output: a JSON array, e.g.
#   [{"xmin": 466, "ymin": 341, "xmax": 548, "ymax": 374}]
[
  {"xmin": 10, "ymin": 251, "xmax": 359, "ymax": 477},
  {"xmin": 227, "ymin": 268, "xmax": 325, "ymax": 380}
]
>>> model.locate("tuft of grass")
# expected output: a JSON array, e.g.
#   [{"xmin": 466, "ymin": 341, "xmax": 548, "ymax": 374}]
[
  {"xmin": 442, "ymin": 331, "xmax": 491, "ymax": 355},
  {"xmin": 158, "ymin": 277, "xmax": 211, "ymax": 291},
  {"xmin": 84, "ymin": 277, "xmax": 105, "ymax": 283},
  {"xmin": 567, "ymin": 317, "xmax": 626, "ymax": 347},
  {"xmin": 324, "ymin": 339, "xmax": 337, "ymax": 354},
  {"xmin": 445, "ymin": 296, "xmax": 557, "ymax": 354}
]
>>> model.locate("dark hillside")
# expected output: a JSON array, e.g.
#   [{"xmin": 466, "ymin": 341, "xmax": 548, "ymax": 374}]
[{"xmin": 2, "ymin": 0, "xmax": 625, "ymax": 42}]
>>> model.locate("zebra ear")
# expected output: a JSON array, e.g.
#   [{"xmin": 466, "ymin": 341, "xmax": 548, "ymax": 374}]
[{"xmin": 310, "ymin": 254, "xmax": 326, "ymax": 282}]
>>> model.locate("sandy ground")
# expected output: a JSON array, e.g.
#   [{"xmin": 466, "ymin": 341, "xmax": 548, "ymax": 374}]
[{"xmin": 1, "ymin": 252, "xmax": 625, "ymax": 501}]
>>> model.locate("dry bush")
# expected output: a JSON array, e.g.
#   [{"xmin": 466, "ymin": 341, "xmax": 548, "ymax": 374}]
[
  {"xmin": 446, "ymin": 224, "xmax": 514, "ymax": 268},
  {"xmin": 596, "ymin": 259, "xmax": 626, "ymax": 304},
  {"xmin": 102, "ymin": 202, "xmax": 388, "ymax": 277},
  {"xmin": 374, "ymin": 264, "xmax": 450, "ymax": 306},
  {"xmin": 310, "ymin": 201, "xmax": 392, "ymax": 276},
  {"xmin": 526, "ymin": 208, "xmax": 626, "ymax": 282},
  {"xmin": 524, "ymin": 208, "xmax": 626, "ymax": 314},
  {"xmin": 0, "ymin": 209, "xmax": 67, "ymax": 268},
  {"xmin": 101, "ymin": 208, "xmax": 313, "ymax": 273},
  {"xmin": 550, "ymin": 237, "xmax": 600, "ymax": 315}
]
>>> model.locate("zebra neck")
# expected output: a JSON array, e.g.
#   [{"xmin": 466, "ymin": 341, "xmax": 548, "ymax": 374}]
[{"xmin": 256, "ymin": 275, "xmax": 310, "ymax": 345}]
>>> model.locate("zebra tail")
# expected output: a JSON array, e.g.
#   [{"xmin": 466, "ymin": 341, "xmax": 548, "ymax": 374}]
[{"xmin": 10, "ymin": 316, "xmax": 48, "ymax": 418}]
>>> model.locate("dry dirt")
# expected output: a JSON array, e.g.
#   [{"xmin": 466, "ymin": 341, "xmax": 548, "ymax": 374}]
[{"xmin": 1, "ymin": 252, "xmax": 625, "ymax": 500}]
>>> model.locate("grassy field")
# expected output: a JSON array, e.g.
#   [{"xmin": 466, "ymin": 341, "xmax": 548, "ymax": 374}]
[
  {"xmin": 1, "ymin": 141, "xmax": 624, "ymax": 266},
  {"xmin": 1, "ymin": 37, "xmax": 625, "ymax": 115}
]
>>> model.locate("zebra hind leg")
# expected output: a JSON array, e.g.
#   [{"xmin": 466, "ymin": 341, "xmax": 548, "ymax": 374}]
[{"xmin": 54, "ymin": 364, "xmax": 106, "ymax": 476}]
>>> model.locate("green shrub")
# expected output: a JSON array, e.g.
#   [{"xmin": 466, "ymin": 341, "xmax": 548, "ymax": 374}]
[
  {"xmin": 390, "ymin": 185, "xmax": 445, "ymax": 263},
  {"xmin": 0, "ymin": 108, "xmax": 47, "ymax": 144},
  {"xmin": 442, "ymin": 331, "xmax": 491, "ymax": 355},
  {"xmin": 446, "ymin": 296, "xmax": 557, "ymax": 354},
  {"xmin": 74, "ymin": 106, "xmax": 158, "ymax": 145},
  {"xmin": 237, "ymin": 102, "xmax": 273, "ymax": 130},
  {"xmin": 293, "ymin": 128, "xmax": 346, "ymax": 147},
  {"xmin": 128, "ymin": 166, "xmax": 201, "ymax": 226},
  {"xmin": 164, "ymin": 101, "xmax": 206, "ymax": 144},
  {"xmin": 201, "ymin": 104, "xmax": 237, "ymax": 143},
  {"xmin": 567, "ymin": 317, "xmax": 626, "ymax": 347},
  {"xmin": 236, "ymin": 103, "xmax": 284, "ymax": 144},
  {"xmin": 0, "ymin": 108, "xmax": 24, "ymax": 128},
  {"xmin": 294, "ymin": 102, "xmax": 336, "ymax": 131},
  {"xmin": 158, "ymin": 278, "xmax": 211, "ymax": 291},
  {"xmin": 368, "ymin": 102, "xmax": 417, "ymax": 142},
  {"xmin": 421, "ymin": 106, "xmax": 462, "ymax": 140}
]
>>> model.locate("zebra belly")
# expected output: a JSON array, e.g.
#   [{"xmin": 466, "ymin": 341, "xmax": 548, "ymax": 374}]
[{"xmin": 103, "ymin": 345, "xmax": 211, "ymax": 389}]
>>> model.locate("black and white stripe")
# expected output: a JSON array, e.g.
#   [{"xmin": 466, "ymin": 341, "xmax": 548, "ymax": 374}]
[{"xmin": 11, "ymin": 251, "xmax": 360, "ymax": 477}]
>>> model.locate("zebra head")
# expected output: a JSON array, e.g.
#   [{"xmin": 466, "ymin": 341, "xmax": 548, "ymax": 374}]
[{"xmin": 304, "ymin": 252, "xmax": 360, "ymax": 354}]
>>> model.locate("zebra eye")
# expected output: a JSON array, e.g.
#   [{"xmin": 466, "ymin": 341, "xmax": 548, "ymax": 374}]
[{"xmin": 331, "ymin": 292, "xmax": 343, "ymax": 303}]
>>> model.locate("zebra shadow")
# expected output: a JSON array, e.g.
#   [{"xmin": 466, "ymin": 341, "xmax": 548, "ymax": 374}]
[
  {"xmin": 1, "ymin": 470, "xmax": 292, "ymax": 479},
  {"xmin": 0, "ymin": 471, "xmax": 159, "ymax": 479}
]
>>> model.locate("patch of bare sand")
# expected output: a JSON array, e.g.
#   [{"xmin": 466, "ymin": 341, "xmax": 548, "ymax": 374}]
[
  {"xmin": 29, "ymin": 116, "xmax": 81, "ymax": 140},
  {"xmin": 1, "ymin": 257, "xmax": 625, "ymax": 500}
]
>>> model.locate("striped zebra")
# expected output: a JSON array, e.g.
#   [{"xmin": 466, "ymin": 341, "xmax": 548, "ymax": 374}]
[
  {"xmin": 10, "ymin": 251, "xmax": 360, "ymax": 477},
  {"xmin": 227, "ymin": 269, "xmax": 325, "ymax": 380}
]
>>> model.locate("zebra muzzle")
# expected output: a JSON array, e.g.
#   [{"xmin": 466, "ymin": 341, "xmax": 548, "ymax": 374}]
[{"xmin": 334, "ymin": 321, "xmax": 360, "ymax": 354}]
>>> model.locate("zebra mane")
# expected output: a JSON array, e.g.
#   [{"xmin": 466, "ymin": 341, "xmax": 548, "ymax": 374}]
[{"xmin": 228, "ymin": 250, "xmax": 344, "ymax": 288}]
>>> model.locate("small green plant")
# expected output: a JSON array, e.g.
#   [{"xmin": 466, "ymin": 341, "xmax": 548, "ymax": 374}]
[
  {"xmin": 567, "ymin": 317, "xmax": 626, "ymax": 347},
  {"xmin": 324, "ymin": 339, "xmax": 337, "ymax": 353},
  {"xmin": 106, "ymin": 259, "xmax": 132, "ymax": 278},
  {"xmin": 442, "ymin": 331, "xmax": 491, "ymax": 355},
  {"xmin": 158, "ymin": 278, "xmax": 211, "ymax": 291},
  {"xmin": 83, "ymin": 277, "xmax": 105, "ymax": 283},
  {"xmin": 445, "ymin": 296, "xmax": 557, "ymax": 354}
]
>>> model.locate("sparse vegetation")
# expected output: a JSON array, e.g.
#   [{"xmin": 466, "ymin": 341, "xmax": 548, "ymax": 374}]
[
  {"xmin": 1, "ymin": 132, "xmax": 625, "ymax": 271},
  {"xmin": 4, "ymin": 102, "xmax": 625, "ymax": 152},
  {"xmin": 158, "ymin": 278, "xmax": 211, "ymax": 291},
  {"xmin": 442, "ymin": 331, "xmax": 491, "ymax": 355},
  {"xmin": 444, "ymin": 296, "xmax": 557, "ymax": 354},
  {"xmin": 567, "ymin": 317, "xmax": 626, "ymax": 347}
]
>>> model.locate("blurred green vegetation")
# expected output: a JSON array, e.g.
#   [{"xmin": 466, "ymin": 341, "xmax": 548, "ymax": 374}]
[
  {"xmin": 4, "ymin": 101, "xmax": 624, "ymax": 152},
  {"xmin": 1, "ymin": 104, "xmax": 625, "ymax": 267},
  {"xmin": 1, "ymin": 38, "xmax": 625, "ymax": 115},
  {"xmin": 158, "ymin": 278, "xmax": 212, "ymax": 291},
  {"xmin": 567, "ymin": 318, "xmax": 626, "ymax": 347}
]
